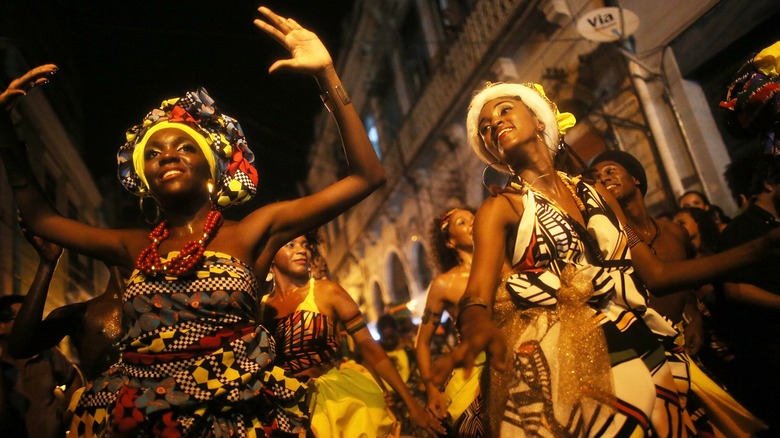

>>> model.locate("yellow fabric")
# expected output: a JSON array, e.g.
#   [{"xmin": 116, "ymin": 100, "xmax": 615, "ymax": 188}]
[
  {"xmin": 754, "ymin": 41, "xmax": 780, "ymax": 77},
  {"xmin": 132, "ymin": 121, "xmax": 216, "ymax": 190},
  {"xmin": 298, "ymin": 277, "xmax": 319, "ymax": 313},
  {"xmin": 383, "ymin": 348, "xmax": 410, "ymax": 387},
  {"xmin": 688, "ymin": 360, "xmax": 766, "ymax": 437},
  {"xmin": 310, "ymin": 362, "xmax": 394, "ymax": 438},
  {"xmin": 527, "ymin": 82, "xmax": 577, "ymax": 135},
  {"xmin": 444, "ymin": 351, "xmax": 484, "ymax": 422}
]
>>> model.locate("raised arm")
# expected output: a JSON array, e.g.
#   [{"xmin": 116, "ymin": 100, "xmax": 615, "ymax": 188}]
[
  {"xmin": 245, "ymin": 7, "xmax": 385, "ymax": 264},
  {"xmin": 322, "ymin": 281, "xmax": 445, "ymax": 436},
  {"xmin": 0, "ymin": 66, "xmax": 139, "ymax": 267},
  {"xmin": 8, "ymin": 223, "xmax": 72, "ymax": 358},
  {"xmin": 415, "ymin": 278, "xmax": 449, "ymax": 419}
]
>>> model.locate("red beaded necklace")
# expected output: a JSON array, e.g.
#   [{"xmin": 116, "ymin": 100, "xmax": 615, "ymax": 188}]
[{"xmin": 136, "ymin": 209, "xmax": 224, "ymax": 276}]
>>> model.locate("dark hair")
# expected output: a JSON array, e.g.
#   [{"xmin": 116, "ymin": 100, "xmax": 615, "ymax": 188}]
[
  {"xmin": 724, "ymin": 148, "xmax": 763, "ymax": 206},
  {"xmin": 749, "ymin": 154, "xmax": 780, "ymax": 197},
  {"xmin": 376, "ymin": 314, "xmax": 398, "ymax": 333},
  {"xmin": 0, "ymin": 295, "xmax": 24, "ymax": 321},
  {"xmin": 677, "ymin": 207, "xmax": 720, "ymax": 256},
  {"xmin": 678, "ymin": 190, "xmax": 710, "ymax": 208},
  {"xmin": 428, "ymin": 207, "xmax": 475, "ymax": 274},
  {"xmin": 303, "ymin": 228, "xmax": 322, "ymax": 260}
]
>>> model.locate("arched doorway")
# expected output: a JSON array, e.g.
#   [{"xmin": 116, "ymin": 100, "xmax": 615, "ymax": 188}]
[{"xmin": 388, "ymin": 252, "xmax": 411, "ymax": 304}]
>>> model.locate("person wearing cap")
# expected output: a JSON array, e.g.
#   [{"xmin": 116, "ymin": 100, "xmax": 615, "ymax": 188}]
[
  {"xmin": 0, "ymin": 7, "xmax": 385, "ymax": 437},
  {"xmin": 592, "ymin": 150, "xmax": 764, "ymax": 437}
]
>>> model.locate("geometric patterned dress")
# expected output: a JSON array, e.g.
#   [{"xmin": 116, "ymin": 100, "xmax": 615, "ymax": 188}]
[
  {"xmin": 489, "ymin": 174, "xmax": 688, "ymax": 437},
  {"xmin": 68, "ymin": 251, "xmax": 310, "ymax": 438},
  {"xmin": 264, "ymin": 279, "xmax": 394, "ymax": 438}
]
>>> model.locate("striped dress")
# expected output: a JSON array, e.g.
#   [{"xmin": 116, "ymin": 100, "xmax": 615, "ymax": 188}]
[{"xmin": 489, "ymin": 174, "xmax": 686, "ymax": 437}]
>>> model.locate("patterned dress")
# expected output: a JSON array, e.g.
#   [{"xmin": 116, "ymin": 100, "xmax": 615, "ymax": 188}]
[
  {"xmin": 264, "ymin": 279, "xmax": 394, "ymax": 438},
  {"xmin": 68, "ymin": 251, "xmax": 310, "ymax": 438},
  {"xmin": 489, "ymin": 174, "xmax": 687, "ymax": 437}
]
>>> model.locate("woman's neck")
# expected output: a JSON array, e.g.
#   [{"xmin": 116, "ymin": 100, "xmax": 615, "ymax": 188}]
[
  {"xmin": 163, "ymin": 202, "xmax": 213, "ymax": 238},
  {"xmin": 272, "ymin": 271, "xmax": 309, "ymax": 297},
  {"xmin": 456, "ymin": 248, "xmax": 473, "ymax": 271}
]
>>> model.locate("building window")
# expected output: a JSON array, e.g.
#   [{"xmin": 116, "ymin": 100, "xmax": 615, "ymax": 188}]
[
  {"xmin": 363, "ymin": 113, "xmax": 382, "ymax": 160},
  {"xmin": 435, "ymin": 0, "xmax": 474, "ymax": 41},
  {"xmin": 400, "ymin": 4, "xmax": 431, "ymax": 98}
]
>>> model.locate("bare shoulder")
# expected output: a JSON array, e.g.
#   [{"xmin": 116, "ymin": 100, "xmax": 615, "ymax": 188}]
[
  {"xmin": 657, "ymin": 217, "xmax": 689, "ymax": 241},
  {"xmin": 478, "ymin": 191, "xmax": 524, "ymax": 224}
]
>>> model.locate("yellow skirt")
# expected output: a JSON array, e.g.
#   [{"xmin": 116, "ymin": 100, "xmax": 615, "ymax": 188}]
[
  {"xmin": 444, "ymin": 352, "xmax": 484, "ymax": 422},
  {"xmin": 311, "ymin": 361, "xmax": 394, "ymax": 438}
]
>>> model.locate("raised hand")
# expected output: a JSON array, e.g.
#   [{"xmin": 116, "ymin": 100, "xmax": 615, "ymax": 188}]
[
  {"xmin": 19, "ymin": 216, "xmax": 62, "ymax": 264},
  {"xmin": 253, "ymin": 6, "xmax": 333, "ymax": 76},
  {"xmin": 0, "ymin": 64, "xmax": 58, "ymax": 111}
]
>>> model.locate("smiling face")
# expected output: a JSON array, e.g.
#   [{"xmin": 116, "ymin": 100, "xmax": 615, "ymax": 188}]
[
  {"xmin": 272, "ymin": 236, "xmax": 311, "ymax": 280},
  {"xmin": 142, "ymin": 127, "xmax": 212, "ymax": 200},
  {"xmin": 445, "ymin": 209, "xmax": 474, "ymax": 251},
  {"xmin": 477, "ymin": 97, "xmax": 542, "ymax": 166},
  {"xmin": 595, "ymin": 160, "xmax": 641, "ymax": 203}
]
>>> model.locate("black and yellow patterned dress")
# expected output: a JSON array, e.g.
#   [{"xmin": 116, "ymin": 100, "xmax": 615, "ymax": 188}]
[
  {"xmin": 68, "ymin": 251, "xmax": 309, "ymax": 438},
  {"xmin": 264, "ymin": 279, "xmax": 394, "ymax": 438}
]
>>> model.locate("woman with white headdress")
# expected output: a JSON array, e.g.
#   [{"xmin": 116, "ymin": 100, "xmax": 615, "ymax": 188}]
[{"xmin": 434, "ymin": 82, "xmax": 779, "ymax": 437}]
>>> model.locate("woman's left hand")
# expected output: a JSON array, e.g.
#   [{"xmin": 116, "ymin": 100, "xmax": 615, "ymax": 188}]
[
  {"xmin": 409, "ymin": 401, "xmax": 446, "ymax": 437},
  {"xmin": 253, "ymin": 6, "xmax": 333, "ymax": 76}
]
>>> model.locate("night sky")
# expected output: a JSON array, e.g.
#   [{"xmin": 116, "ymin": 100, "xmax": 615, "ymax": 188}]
[{"xmin": 11, "ymin": 1, "xmax": 355, "ymax": 215}]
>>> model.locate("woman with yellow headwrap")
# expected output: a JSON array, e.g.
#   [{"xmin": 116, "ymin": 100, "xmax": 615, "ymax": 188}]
[
  {"xmin": 432, "ymin": 82, "xmax": 780, "ymax": 437},
  {"xmin": 0, "ymin": 6, "xmax": 385, "ymax": 437}
]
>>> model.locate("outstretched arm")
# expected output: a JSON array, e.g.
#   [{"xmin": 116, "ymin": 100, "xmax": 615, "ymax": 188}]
[
  {"xmin": 592, "ymin": 182, "xmax": 777, "ymax": 293},
  {"xmin": 322, "ymin": 281, "xmax": 445, "ymax": 436},
  {"xmin": 415, "ymin": 279, "xmax": 448, "ymax": 419},
  {"xmin": 0, "ymin": 66, "xmax": 139, "ymax": 267},
  {"xmin": 8, "ymin": 223, "xmax": 73, "ymax": 358},
  {"xmin": 245, "ymin": 7, "xmax": 385, "ymax": 266}
]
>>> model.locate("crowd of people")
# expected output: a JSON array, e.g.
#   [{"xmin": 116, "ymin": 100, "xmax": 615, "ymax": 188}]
[{"xmin": 0, "ymin": 5, "xmax": 778, "ymax": 437}]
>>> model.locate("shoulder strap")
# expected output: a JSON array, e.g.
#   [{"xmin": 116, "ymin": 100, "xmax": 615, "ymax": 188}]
[{"xmin": 298, "ymin": 277, "xmax": 319, "ymax": 313}]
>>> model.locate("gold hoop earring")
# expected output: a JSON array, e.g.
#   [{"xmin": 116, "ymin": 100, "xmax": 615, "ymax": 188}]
[
  {"xmin": 139, "ymin": 196, "xmax": 160, "ymax": 225},
  {"xmin": 207, "ymin": 179, "xmax": 216, "ymax": 209}
]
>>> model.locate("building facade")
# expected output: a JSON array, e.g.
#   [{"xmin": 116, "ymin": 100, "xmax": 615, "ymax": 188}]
[
  {"xmin": 0, "ymin": 41, "xmax": 106, "ymax": 316},
  {"xmin": 305, "ymin": 0, "xmax": 780, "ymax": 321}
]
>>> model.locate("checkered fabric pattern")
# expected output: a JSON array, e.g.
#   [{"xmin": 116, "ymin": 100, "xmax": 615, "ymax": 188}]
[{"xmin": 69, "ymin": 252, "xmax": 310, "ymax": 437}]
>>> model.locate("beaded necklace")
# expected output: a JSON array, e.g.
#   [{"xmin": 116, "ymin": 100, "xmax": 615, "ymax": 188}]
[{"xmin": 136, "ymin": 209, "xmax": 224, "ymax": 276}]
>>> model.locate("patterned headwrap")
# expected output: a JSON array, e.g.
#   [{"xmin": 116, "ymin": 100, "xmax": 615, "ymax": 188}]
[
  {"xmin": 439, "ymin": 208, "xmax": 459, "ymax": 232},
  {"xmin": 720, "ymin": 41, "xmax": 780, "ymax": 154},
  {"xmin": 117, "ymin": 88, "xmax": 259, "ymax": 209},
  {"xmin": 466, "ymin": 82, "xmax": 576, "ymax": 173}
]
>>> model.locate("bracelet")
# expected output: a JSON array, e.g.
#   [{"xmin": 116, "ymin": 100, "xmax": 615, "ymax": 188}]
[
  {"xmin": 456, "ymin": 297, "xmax": 489, "ymax": 330},
  {"xmin": 320, "ymin": 84, "xmax": 351, "ymax": 112},
  {"xmin": 457, "ymin": 296, "xmax": 488, "ymax": 315}
]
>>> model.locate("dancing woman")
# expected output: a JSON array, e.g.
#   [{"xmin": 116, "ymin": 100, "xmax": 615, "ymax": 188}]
[
  {"xmin": 436, "ymin": 82, "xmax": 779, "ymax": 436},
  {"xmin": 261, "ymin": 235, "xmax": 444, "ymax": 438},
  {"xmin": 415, "ymin": 208, "xmax": 486, "ymax": 435},
  {"xmin": 0, "ymin": 7, "xmax": 385, "ymax": 437}
]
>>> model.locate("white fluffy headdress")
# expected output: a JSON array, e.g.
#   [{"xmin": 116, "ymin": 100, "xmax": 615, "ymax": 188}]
[{"xmin": 466, "ymin": 82, "xmax": 576, "ymax": 174}]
